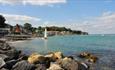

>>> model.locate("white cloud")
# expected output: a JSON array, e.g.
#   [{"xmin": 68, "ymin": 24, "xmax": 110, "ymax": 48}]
[
  {"xmin": 0, "ymin": 13, "xmax": 41, "ymax": 26},
  {"xmin": 48, "ymin": 12, "xmax": 115, "ymax": 34},
  {"xmin": 72, "ymin": 12, "xmax": 115, "ymax": 34},
  {"xmin": 0, "ymin": 0, "xmax": 66, "ymax": 6},
  {"xmin": 1, "ymin": 11, "xmax": 115, "ymax": 34}
]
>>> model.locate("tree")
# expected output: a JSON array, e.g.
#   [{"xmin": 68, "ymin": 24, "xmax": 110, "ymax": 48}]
[
  {"xmin": 0, "ymin": 15, "xmax": 6, "ymax": 28},
  {"xmin": 37, "ymin": 26, "xmax": 43, "ymax": 34},
  {"xmin": 24, "ymin": 23, "xmax": 32, "ymax": 31}
]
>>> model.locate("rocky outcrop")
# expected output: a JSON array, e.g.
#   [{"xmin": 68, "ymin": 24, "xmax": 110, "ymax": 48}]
[{"xmin": 0, "ymin": 40, "xmax": 90, "ymax": 70}]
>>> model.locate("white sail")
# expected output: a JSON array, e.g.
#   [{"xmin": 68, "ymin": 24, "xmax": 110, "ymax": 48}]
[{"xmin": 44, "ymin": 27, "xmax": 47, "ymax": 39}]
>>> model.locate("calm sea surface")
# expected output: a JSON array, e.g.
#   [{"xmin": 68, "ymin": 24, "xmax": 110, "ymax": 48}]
[{"xmin": 10, "ymin": 35, "xmax": 115, "ymax": 70}]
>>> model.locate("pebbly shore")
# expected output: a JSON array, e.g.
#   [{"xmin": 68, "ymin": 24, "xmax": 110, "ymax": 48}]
[{"xmin": 0, "ymin": 40, "xmax": 98, "ymax": 70}]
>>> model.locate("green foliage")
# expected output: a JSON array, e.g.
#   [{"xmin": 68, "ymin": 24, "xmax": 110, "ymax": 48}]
[
  {"xmin": 36, "ymin": 26, "xmax": 88, "ymax": 35},
  {"xmin": 24, "ymin": 23, "xmax": 32, "ymax": 31},
  {"xmin": 0, "ymin": 15, "xmax": 6, "ymax": 28}
]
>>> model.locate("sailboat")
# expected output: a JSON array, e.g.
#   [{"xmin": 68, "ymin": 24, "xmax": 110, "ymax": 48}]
[{"xmin": 44, "ymin": 27, "xmax": 48, "ymax": 39}]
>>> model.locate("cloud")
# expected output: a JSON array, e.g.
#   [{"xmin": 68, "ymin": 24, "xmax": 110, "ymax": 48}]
[
  {"xmin": 48, "ymin": 11, "xmax": 115, "ymax": 34},
  {"xmin": 0, "ymin": 13, "xmax": 41, "ymax": 26},
  {"xmin": 72, "ymin": 12, "xmax": 115, "ymax": 34},
  {"xmin": 1, "ymin": 11, "xmax": 115, "ymax": 34},
  {"xmin": 0, "ymin": 0, "xmax": 67, "ymax": 6}
]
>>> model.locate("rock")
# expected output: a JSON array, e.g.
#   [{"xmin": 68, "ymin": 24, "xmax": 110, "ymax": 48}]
[
  {"xmin": 0, "ymin": 41, "xmax": 12, "ymax": 51},
  {"xmin": 45, "ymin": 54, "xmax": 53, "ymax": 58},
  {"xmin": 28, "ymin": 53, "xmax": 52, "ymax": 68},
  {"xmin": 56, "ymin": 57, "xmax": 89, "ymax": 70},
  {"xmin": 0, "ymin": 49, "xmax": 22, "ymax": 60},
  {"xmin": 78, "ymin": 62, "xmax": 89, "ymax": 70},
  {"xmin": 28, "ymin": 53, "xmax": 44, "ymax": 64},
  {"xmin": 0, "ymin": 58, "xmax": 5, "ymax": 68},
  {"xmin": 0, "ymin": 54, "xmax": 9, "ymax": 61},
  {"xmin": 87, "ymin": 55, "xmax": 98, "ymax": 63},
  {"xmin": 0, "ymin": 43, "xmax": 11, "ymax": 50},
  {"xmin": 2, "ymin": 60, "xmax": 19, "ymax": 69},
  {"xmin": 60, "ymin": 57, "xmax": 79, "ymax": 70},
  {"xmin": 12, "ymin": 60, "xmax": 36, "ymax": 70},
  {"xmin": 0, "ymin": 68, "xmax": 9, "ymax": 70},
  {"xmin": 35, "ymin": 64, "xmax": 47, "ymax": 70},
  {"xmin": 45, "ymin": 52, "xmax": 63, "ymax": 62},
  {"xmin": 47, "ymin": 63, "xmax": 64, "ymax": 70},
  {"xmin": 78, "ymin": 52, "xmax": 98, "ymax": 63},
  {"xmin": 0, "ymin": 40, "xmax": 5, "ymax": 43},
  {"xmin": 54, "ymin": 52, "xmax": 63, "ymax": 59},
  {"xmin": 78, "ymin": 52, "xmax": 90, "ymax": 58},
  {"xmin": 0, "ymin": 42, "xmax": 22, "ymax": 60}
]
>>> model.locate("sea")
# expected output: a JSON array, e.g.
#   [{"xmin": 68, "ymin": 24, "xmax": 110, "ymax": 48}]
[{"xmin": 10, "ymin": 34, "xmax": 115, "ymax": 70}]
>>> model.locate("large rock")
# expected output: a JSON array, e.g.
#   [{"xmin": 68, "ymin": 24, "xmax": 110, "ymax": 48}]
[
  {"xmin": 28, "ymin": 53, "xmax": 51, "ymax": 68},
  {"xmin": 78, "ymin": 52, "xmax": 90, "ymax": 58},
  {"xmin": 0, "ymin": 68, "xmax": 9, "ymax": 70},
  {"xmin": 78, "ymin": 62, "xmax": 89, "ymax": 70},
  {"xmin": 35, "ymin": 64, "xmax": 47, "ymax": 70},
  {"xmin": 1, "ymin": 60, "xmax": 19, "ymax": 69},
  {"xmin": 87, "ymin": 55, "xmax": 98, "ymax": 63},
  {"xmin": 59, "ymin": 57, "xmax": 79, "ymax": 70},
  {"xmin": 0, "ymin": 41, "xmax": 22, "ymax": 60},
  {"xmin": 0, "ymin": 42, "xmax": 11, "ymax": 50},
  {"xmin": 78, "ymin": 52, "xmax": 98, "ymax": 63},
  {"xmin": 28, "ymin": 53, "xmax": 44, "ymax": 64},
  {"xmin": 0, "ymin": 54, "xmax": 9, "ymax": 61},
  {"xmin": 0, "ymin": 58, "xmax": 5, "ymax": 68},
  {"xmin": 45, "ymin": 52, "xmax": 63, "ymax": 62},
  {"xmin": 47, "ymin": 63, "xmax": 64, "ymax": 70},
  {"xmin": 0, "ymin": 48, "xmax": 22, "ymax": 60},
  {"xmin": 56, "ymin": 57, "xmax": 89, "ymax": 70},
  {"xmin": 12, "ymin": 60, "xmax": 36, "ymax": 70}
]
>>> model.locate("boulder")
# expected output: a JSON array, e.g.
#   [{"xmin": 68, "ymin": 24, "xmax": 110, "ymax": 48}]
[
  {"xmin": 0, "ymin": 42, "xmax": 11, "ymax": 50},
  {"xmin": 0, "ymin": 58, "xmax": 5, "ymax": 68},
  {"xmin": 56, "ymin": 57, "xmax": 89, "ymax": 70},
  {"xmin": 47, "ymin": 63, "xmax": 64, "ymax": 70},
  {"xmin": 78, "ymin": 62, "xmax": 89, "ymax": 70},
  {"xmin": 54, "ymin": 52, "xmax": 63, "ymax": 59},
  {"xmin": 35, "ymin": 64, "xmax": 47, "ymax": 70},
  {"xmin": 45, "ymin": 52, "xmax": 63, "ymax": 62},
  {"xmin": 28, "ymin": 53, "xmax": 44, "ymax": 64},
  {"xmin": 78, "ymin": 52, "xmax": 90, "ymax": 58},
  {"xmin": 0, "ymin": 54, "xmax": 9, "ymax": 61},
  {"xmin": 60, "ymin": 57, "xmax": 79, "ymax": 70},
  {"xmin": 78, "ymin": 52, "xmax": 98, "ymax": 63},
  {"xmin": 0, "ymin": 68, "xmax": 9, "ymax": 70},
  {"xmin": 0, "ymin": 48, "xmax": 22, "ymax": 60},
  {"xmin": 0, "ymin": 42, "xmax": 22, "ymax": 60},
  {"xmin": 87, "ymin": 55, "xmax": 98, "ymax": 63},
  {"xmin": 1, "ymin": 60, "xmax": 19, "ymax": 69},
  {"xmin": 12, "ymin": 60, "xmax": 36, "ymax": 70}
]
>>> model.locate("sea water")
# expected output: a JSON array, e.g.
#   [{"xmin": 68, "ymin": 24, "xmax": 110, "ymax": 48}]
[{"xmin": 10, "ymin": 35, "xmax": 115, "ymax": 70}]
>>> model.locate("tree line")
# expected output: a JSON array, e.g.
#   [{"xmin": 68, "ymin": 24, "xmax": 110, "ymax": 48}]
[{"xmin": 0, "ymin": 15, "xmax": 88, "ymax": 35}]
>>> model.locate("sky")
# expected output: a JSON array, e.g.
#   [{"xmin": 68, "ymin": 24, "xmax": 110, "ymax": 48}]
[{"xmin": 0, "ymin": 0, "xmax": 115, "ymax": 34}]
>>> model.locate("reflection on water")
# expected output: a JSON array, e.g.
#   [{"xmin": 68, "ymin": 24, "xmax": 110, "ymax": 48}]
[{"xmin": 44, "ymin": 39, "xmax": 48, "ymax": 53}]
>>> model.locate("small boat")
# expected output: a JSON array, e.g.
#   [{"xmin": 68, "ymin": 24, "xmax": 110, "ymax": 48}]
[{"xmin": 44, "ymin": 27, "xmax": 48, "ymax": 39}]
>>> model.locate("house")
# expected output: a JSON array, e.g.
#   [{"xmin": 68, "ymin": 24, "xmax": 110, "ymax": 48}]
[{"xmin": 0, "ymin": 24, "xmax": 12, "ymax": 37}]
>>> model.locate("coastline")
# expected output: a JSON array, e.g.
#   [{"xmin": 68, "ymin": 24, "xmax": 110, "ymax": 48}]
[{"xmin": 0, "ymin": 40, "xmax": 90, "ymax": 70}]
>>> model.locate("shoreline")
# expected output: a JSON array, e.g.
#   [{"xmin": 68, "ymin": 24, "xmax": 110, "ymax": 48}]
[{"xmin": 0, "ymin": 40, "xmax": 94, "ymax": 70}]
